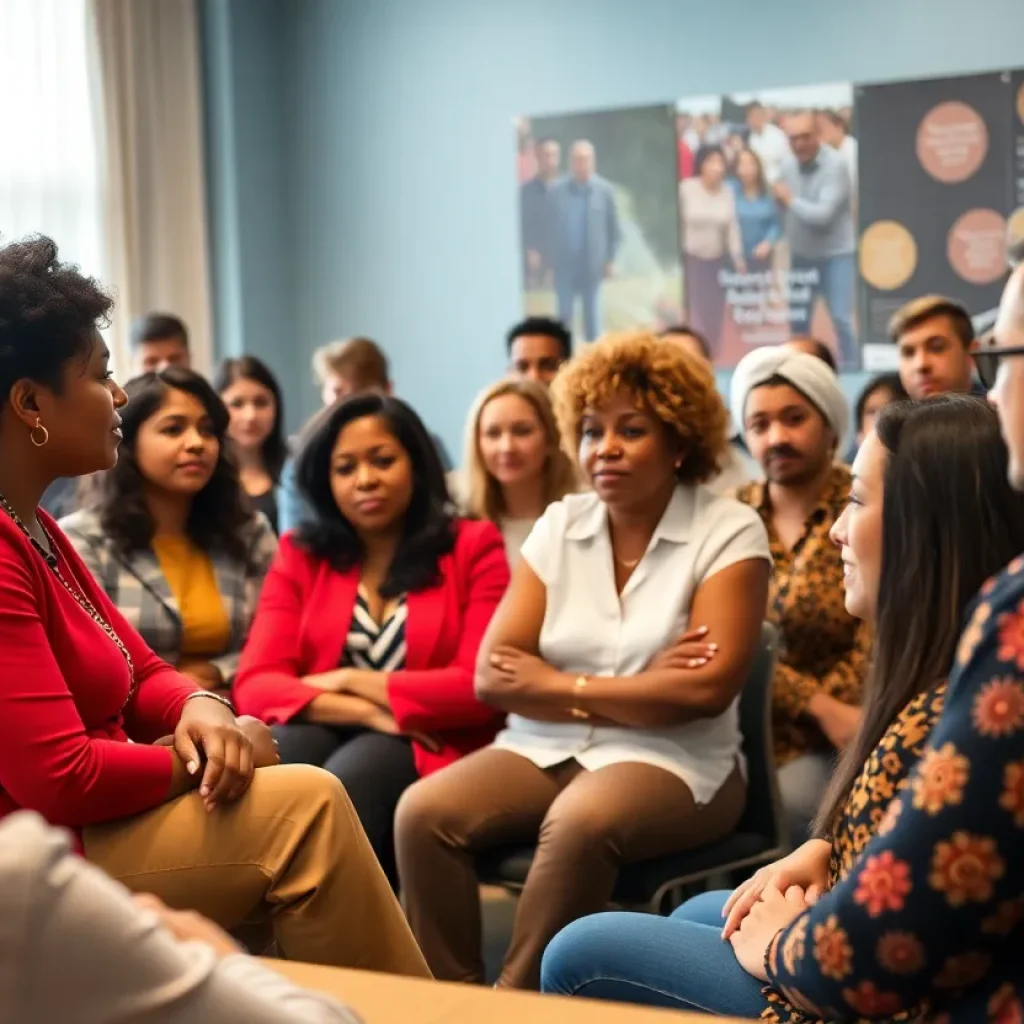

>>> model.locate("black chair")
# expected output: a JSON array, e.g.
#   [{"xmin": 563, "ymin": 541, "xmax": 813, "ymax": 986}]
[{"xmin": 476, "ymin": 622, "xmax": 784, "ymax": 914}]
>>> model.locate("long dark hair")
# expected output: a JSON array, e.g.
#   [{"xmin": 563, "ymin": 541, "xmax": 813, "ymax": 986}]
[
  {"xmin": 212, "ymin": 355, "xmax": 287, "ymax": 483},
  {"xmin": 96, "ymin": 368, "xmax": 255, "ymax": 560},
  {"xmin": 814, "ymin": 395, "xmax": 1024, "ymax": 835},
  {"xmin": 294, "ymin": 392, "xmax": 455, "ymax": 596}
]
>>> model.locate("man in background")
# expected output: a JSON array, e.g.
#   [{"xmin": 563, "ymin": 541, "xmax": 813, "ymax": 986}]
[
  {"xmin": 784, "ymin": 336, "xmax": 838, "ymax": 373},
  {"xmin": 130, "ymin": 313, "xmax": 191, "ymax": 374},
  {"xmin": 520, "ymin": 138, "xmax": 561, "ymax": 289},
  {"xmin": 278, "ymin": 337, "xmax": 452, "ymax": 533},
  {"xmin": 774, "ymin": 110, "xmax": 857, "ymax": 368},
  {"xmin": 552, "ymin": 140, "xmax": 620, "ymax": 343},
  {"xmin": 889, "ymin": 295, "xmax": 978, "ymax": 401},
  {"xmin": 746, "ymin": 101, "xmax": 790, "ymax": 184},
  {"xmin": 506, "ymin": 316, "xmax": 571, "ymax": 387},
  {"xmin": 731, "ymin": 347, "xmax": 867, "ymax": 848},
  {"xmin": 817, "ymin": 109, "xmax": 858, "ymax": 193}
]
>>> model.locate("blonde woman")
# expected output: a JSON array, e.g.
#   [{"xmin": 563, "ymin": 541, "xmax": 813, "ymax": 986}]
[{"xmin": 462, "ymin": 379, "xmax": 577, "ymax": 564}]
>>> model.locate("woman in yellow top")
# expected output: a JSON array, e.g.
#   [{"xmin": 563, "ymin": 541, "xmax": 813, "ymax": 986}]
[{"xmin": 61, "ymin": 368, "xmax": 277, "ymax": 692}]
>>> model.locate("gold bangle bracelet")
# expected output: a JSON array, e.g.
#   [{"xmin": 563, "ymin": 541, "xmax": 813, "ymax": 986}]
[{"xmin": 570, "ymin": 675, "xmax": 590, "ymax": 720}]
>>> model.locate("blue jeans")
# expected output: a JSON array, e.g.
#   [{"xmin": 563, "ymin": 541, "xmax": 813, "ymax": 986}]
[
  {"xmin": 790, "ymin": 252, "xmax": 856, "ymax": 368},
  {"xmin": 540, "ymin": 891, "xmax": 769, "ymax": 1016},
  {"xmin": 555, "ymin": 269, "xmax": 602, "ymax": 342}
]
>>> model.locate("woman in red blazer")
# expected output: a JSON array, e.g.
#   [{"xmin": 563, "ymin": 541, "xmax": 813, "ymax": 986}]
[{"xmin": 235, "ymin": 392, "xmax": 509, "ymax": 886}]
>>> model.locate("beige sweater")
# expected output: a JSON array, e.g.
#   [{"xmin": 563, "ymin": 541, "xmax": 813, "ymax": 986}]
[{"xmin": 0, "ymin": 812, "xmax": 361, "ymax": 1024}]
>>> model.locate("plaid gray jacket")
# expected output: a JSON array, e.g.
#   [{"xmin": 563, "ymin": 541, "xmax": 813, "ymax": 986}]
[{"xmin": 58, "ymin": 508, "xmax": 278, "ymax": 684}]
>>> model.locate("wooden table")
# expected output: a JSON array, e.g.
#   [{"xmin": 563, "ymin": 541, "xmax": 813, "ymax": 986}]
[{"xmin": 260, "ymin": 960, "xmax": 717, "ymax": 1023}]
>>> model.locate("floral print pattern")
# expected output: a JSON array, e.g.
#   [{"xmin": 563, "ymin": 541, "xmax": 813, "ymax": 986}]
[{"xmin": 763, "ymin": 558, "xmax": 1024, "ymax": 1024}]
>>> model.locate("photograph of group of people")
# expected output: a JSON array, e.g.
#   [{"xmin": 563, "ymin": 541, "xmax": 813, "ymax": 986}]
[
  {"xmin": 515, "ymin": 107, "xmax": 682, "ymax": 344},
  {"xmin": 517, "ymin": 84, "xmax": 859, "ymax": 368}
]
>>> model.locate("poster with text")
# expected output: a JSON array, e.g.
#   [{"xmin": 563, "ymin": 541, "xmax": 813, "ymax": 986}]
[
  {"xmin": 515, "ymin": 105, "xmax": 681, "ymax": 343},
  {"xmin": 857, "ymin": 72, "xmax": 1017, "ymax": 368},
  {"xmin": 676, "ymin": 83, "xmax": 858, "ymax": 369}
]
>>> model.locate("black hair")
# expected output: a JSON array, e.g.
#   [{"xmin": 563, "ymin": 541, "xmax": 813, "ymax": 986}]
[
  {"xmin": 815, "ymin": 396, "xmax": 1024, "ymax": 835},
  {"xmin": 694, "ymin": 145, "xmax": 727, "ymax": 177},
  {"xmin": 130, "ymin": 313, "xmax": 189, "ymax": 350},
  {"xmin": 95, "ymin": 367, "xmax": 254, "ymax": 560},
  {"xmin": 0, "ymin": 235, "xmax": 113, "ymax": 400},
  {"xmin": 506, "ymin": 317, "xmax": 572, "ymax": 360},
  {"xmin": 791, "ymin": 336, "xmax": 838, "ymax": 373},
  {"xmin": 213, "ymin": 355, "xmax": 288, "ymax": 483},
  {"xmin": 660, "ymin": 324, "xmax": 711, "ymax": 361},
  {"xmin": 294, "ymin": 392, "xmax": 455, "ymax": 596},
  {"xmin": 855, "ymin": 372, "xmax": 907, "ymax": 429}
]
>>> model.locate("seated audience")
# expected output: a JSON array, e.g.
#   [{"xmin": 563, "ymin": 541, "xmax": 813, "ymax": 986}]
[
  {"xmin": 279, "ymin": 336, "xmax": 452, "ymax": 533},
  {"xmin": 131, "ymin": 311, "xmax": 193, "ymax": 374},
  {"xmin": 2, "ymin": 811, "xmax": 362, "ymax": 1023},
  {"xmin": 458, "ymin": 379, "xmax": 578, "ymax": 564},
  {"xmin": 61, "ymin": 368, "xmax": 278, "ymax": 693},
  {"xmin": 542, "ymin": 393, "xmax": 1024, "ymax": 1015},
  {"xmin": 891, "ymin": 294, "xmax": 980, "ymax": 400},
  {"xmin": 730, "ymin": 347, "xmax": 868, "ymax": 848},
  {"xmin": 0, "ymin": 236, "xmax": 428, "ymax": 976},
  {"xmin": 234, "ymin": 393, "xmax": 509, "ymax": 887},
  {"xmin": 395, "ymin": 329, "xmax": 771, "ymax": 989},
  {"xmin": 846, "ymin": 370, "xmax": 907, "ymax": 461},
  {"xmin": 506, "ymin": 316, "xmax": 572, "ymax": 387},
  {"xmin": 214, "ymin": 355, "xmax": 288, "ymax": 533},
  {"xmin": 783, "ymin": 336, "xmax": 837, "ymax": 372},
  {"xmin": 660, "ymin": 323, "xmax": 762, "ymax": 494}
]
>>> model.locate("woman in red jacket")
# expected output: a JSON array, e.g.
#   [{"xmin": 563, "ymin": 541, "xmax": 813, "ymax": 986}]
[
  {"xmin": 0, "ymin": 237, "xmax": 427, "ymax": 977},
  {"xmin": 235, "ymin": 392, "xmax": 509, "ymax": 885}
]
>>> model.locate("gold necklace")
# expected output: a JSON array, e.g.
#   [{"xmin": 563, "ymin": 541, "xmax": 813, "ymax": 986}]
[
  {"xmin": 615, "ymin": 552, "xmax": 643, "ymax": 569},
  {"xmin": 0, "ymin": 493, "xmax": 136, "ymax": 705}
]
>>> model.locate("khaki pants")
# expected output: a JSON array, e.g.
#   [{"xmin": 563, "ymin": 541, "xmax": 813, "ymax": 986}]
[
  {"xmin": 83, "ymin": 764, "xmax": 430, "ymax": 978},
  {"xmin": 395, "ymin": 748, "xmax": 745, "ymax": 989}
]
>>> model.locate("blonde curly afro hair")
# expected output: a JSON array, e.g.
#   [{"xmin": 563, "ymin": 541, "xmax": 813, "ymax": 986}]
[{"xmin": 550, "ymin": 328, "xmax": 727, "ymax": 484}]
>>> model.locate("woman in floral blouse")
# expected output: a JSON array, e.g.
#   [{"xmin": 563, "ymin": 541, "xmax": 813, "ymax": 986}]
[{"xmin": 541, "ymin": 395, "xmax": 1024, "ymax": 1019}]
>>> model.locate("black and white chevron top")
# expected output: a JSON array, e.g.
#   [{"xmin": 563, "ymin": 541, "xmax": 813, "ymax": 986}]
[{"xmin": 341, "ymin": 585, "xmax": 407, "ymax": 672}]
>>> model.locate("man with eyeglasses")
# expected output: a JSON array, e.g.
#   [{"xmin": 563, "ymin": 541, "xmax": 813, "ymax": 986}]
[{"xmin": 772, "ymin": 110, "xmax": 856, "ymax": 368}]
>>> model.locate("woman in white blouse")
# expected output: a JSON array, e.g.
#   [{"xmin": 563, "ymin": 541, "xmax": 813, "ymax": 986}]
[
  {"xmin": 1, "ymin": 811, "xmax": 361, "ymax": 1023},
  {"xmin": 396, "ymin": 330, "xmax": 771, "ymax": 990},
  {"xmin": 460, "ymin": 379, "xmax": 578, "ymax": 565}
]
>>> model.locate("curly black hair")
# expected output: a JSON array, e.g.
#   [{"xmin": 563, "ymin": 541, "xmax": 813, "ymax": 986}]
[
  {"xmin": 0, "ymin": 236, "xmax": 114, "ymax": 399},
  {"xmin": 94, "ymin": 367, "xmax": 256, "ymax": 560},
  {"xmin": 294, "ymin": 392, "xmax": 455, "ymax": 597}
]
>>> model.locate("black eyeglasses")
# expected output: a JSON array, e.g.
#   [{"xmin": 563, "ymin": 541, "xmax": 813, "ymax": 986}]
[{"xmin": 974, "ymin": 338, "xmax": 1024, "ymax": 390}]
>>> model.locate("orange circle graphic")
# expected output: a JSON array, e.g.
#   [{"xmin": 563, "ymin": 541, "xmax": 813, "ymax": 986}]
[
  {"xmin": 947, "ymin": 209, "xmax": 1008, "ymax": 284},
  {"xmin": 916, "ymin": 102, "xmax": 988, "ymax": 183},
  {"xmin": 1009, "ymin": 207, "xmax": 1024, "ymax": 252},
  {"xmin": 859, "ymin": 221, "xmax": 918, "ymax": 291},
  {"xmin": 1017, "ymin": 83, "xmax": 1024, "ymax": 125}
]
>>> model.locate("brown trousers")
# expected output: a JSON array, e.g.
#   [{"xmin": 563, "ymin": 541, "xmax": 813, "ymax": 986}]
[
  {"xmin": 395, "ymin": 748, "xmax": 745, "ymax": 989},
  {"xmin": 84, "ymin": 764, "xmax": 430, "ymax": 978}
]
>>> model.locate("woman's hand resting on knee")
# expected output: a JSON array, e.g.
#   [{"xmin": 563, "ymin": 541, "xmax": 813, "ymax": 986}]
[
  {"xmin": 721, "ymin": 838, "xmax": 831, "ymax": 938},
  {"xmin": 174, "ymin": 699, "xmax": 256, "ymax": 813}
]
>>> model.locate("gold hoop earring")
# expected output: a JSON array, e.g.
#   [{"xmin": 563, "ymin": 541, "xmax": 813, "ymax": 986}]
[{"xmin": 30, "ymin": 418, "xmax": 49, "ymax": 448}]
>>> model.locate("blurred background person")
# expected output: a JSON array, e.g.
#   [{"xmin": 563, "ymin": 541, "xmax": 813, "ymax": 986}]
[
  {"xmin": 521, "ymin": 138, "xmax": 562, "ymax": 290},
  {"xmin": 131, "ymin": 313, "xmax": 192, "ymax": 375},
  {"xmin": 784, "ymin": 336, "xmax": 837, "ymax": 372},
  {"xmin": 506, "ymin": 316, "xmax": 572, "ymax": 388},
  {"xmin": 62, "ymin": 368, "xmax": 277, "ymax": 694},
  {"xmin": 774, "ymin": 110, "xmax": 856, "ymax": 367},
  {"xmin": 679, "ymin": 146, "xmax": 745, "ymax": 355},
  {"xmin": 730, "ymin": 147, "xmax": 781, "ymax": 274},
  {"xmin": 460, "ymin": 379, "xmax": 578, "ymax": 564},
  {"xmin": 817, "ymin": 108, "xmax": 857, "ymax": 192},
  {"xmin": 552, "ymin": 140, "xmax": 621, "ymax": 342},
  {"xmin": 215, "ymin": 356, "xmax": 288, "ymax": 534},
  {"xmin": 889, "ymin": 294, "xmax": 979, "ymax": 401},
  {"xmin": 847, "ymin": 371, "xmax": 907, "ymax": 461},
  {"xmin": 745, "ymin": 101, "xmax": 789, "ymax": 184}
]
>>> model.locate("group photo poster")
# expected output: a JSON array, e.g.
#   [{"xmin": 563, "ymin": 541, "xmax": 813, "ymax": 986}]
[
  {"xmin": 515, "ymin": 105, "xmax": 682, "ymax": 343},
  {"xmin": 857, "ymin": 72, "xmax": 1018, "ymax": 368},
  {"xmin": 676, "ymin": 82, "xmax": 859, "ymax": 369}
]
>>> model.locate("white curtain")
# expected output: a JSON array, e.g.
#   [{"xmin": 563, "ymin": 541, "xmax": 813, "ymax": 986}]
[
  {"xmin": 88, "ymin": 0, "xmax": 214, "ymax": 374},
  {"xmin": 0, "ymin": 0, "xmax": 109, "ymax": 347}
]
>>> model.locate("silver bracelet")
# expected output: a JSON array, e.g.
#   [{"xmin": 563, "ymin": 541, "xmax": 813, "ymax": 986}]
[{"xmin": 183, "ymin": 690, "xmax": 235, "ymax": 714}]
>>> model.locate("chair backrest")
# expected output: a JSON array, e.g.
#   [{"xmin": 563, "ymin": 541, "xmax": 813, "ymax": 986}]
[{"xmin": 734, "ymin": 622, "xmax": 784, "ymax": 846}]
